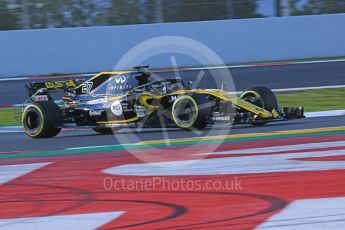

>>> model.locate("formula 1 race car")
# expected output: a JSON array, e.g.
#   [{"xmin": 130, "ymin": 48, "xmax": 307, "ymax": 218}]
[{"xmin": 20, "ymin": 66, "xmax": 304, "ymax": 138}]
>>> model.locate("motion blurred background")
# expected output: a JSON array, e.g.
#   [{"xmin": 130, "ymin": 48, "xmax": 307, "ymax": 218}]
[{"xmin": 1, "ymin": 0, "xmax": 345, "ymax": 31}]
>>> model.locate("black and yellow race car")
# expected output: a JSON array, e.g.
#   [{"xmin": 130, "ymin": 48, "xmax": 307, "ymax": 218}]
[{"xmin": 21, "ymin": 66, "xmax": 304, "ymax": 138}]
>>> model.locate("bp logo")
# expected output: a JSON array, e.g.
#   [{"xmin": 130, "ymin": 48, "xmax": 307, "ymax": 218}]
[{"xmin": 134, "ymin": 106, "xmax": 147, "ymax": 118}]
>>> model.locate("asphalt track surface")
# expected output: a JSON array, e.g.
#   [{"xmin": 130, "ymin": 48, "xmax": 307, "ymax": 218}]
[
  {"xmin": 0, "ymin": 61, "xmax": 345, "ymax": 152},
  {"xmin": 0, "ymin": 61, "xmax": 344, "ymax": 152},
  {"xmin": 1, "ymin": 60, "xmax": 345, "ymax": 105},
  {"xmin": 0, "ymin": 116, "xmax": 344, "ymax": 152},
  {"xmin": 1, "ymin": 62, "xmax": 345, "ymax": 229}
]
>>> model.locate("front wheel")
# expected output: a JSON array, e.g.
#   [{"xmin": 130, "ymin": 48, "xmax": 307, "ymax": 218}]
[
  {"xmin": 22, "ymin": 101, "xmax": 62, "ymax": 138},
  {"xmin": 171, "ymin": 94, "xmax": 212, "ymax": 130},
  {"xmin": 240, "ymin": 86, "xmax": 279, "ymax": 126}
]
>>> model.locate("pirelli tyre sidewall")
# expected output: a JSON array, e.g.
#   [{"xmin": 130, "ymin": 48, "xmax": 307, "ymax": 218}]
[
  {"xmin": 172, "ymin": 94, "xmax": 211, "ymax": 130},
  {"xmin": 240, "ymin": 86, "xmax": 278, "ymax": 112},
  {"xmin": 22, "ymin": 101, "xmax": 62, "ymax": 138},
  {"xmin": 240, "ymin": 86, "xmax": 278, "ymax": 126}
]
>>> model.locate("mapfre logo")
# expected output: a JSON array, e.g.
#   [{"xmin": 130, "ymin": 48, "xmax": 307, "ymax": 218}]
[{"xmin": 115, "ymin": 75, "xmax": 127, "ymax": 84}]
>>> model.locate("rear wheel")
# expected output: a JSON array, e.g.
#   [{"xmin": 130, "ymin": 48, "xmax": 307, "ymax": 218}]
[
  {"xmin": 171, "ymin": 94, "xmax": 212, "ymax": 130},
  {"xmin": 22, "ymin": 101, "xmax": 62, "ymax": 138},
  {"xmin": 240, "ymin": 86, "xmax": 278, "ymax": 126}
]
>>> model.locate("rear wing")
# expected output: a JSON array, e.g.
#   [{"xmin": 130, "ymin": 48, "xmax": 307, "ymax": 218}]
[
  {"xmin": 25, "ymin": 79, "xmax": 85, "ymax": 97},
  {"xmin": 18, "ymin": 79, "xmax": 85, "ymax": 123},
  {"xmin": 25, "ymin": 68, "xmax": 148, "ymax": 97}
]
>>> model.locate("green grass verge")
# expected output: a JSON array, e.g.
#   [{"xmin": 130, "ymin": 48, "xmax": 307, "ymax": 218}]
[
  {"xmin": 0, "ymin": 88, "xmax": 344, "ymax": 127},
  {"xmin": 0, "ymin": 107, "xmax": 21, "ymax": 126},
  {"xmin": 276, "ymin": 88, "xmax": 345, "ymax": 112}
]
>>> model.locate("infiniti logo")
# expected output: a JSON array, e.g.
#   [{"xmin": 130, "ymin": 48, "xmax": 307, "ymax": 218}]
[{"xmin": 115, "ymin": 75, "xmax": 127, "ymax": 84}]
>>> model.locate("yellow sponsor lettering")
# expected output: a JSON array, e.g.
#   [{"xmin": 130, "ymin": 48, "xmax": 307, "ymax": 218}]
[{"xmin": 45, "ymin": 82, "xmax": 55, "ymax": 89}]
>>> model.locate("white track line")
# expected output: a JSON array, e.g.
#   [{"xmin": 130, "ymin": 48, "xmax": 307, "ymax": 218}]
[
  {"xmin": 207, "ymin": 85, "xmax": 345, "ymax": 95},
  {"xmin": 272, "ymin": 85, "xmax": 345, "ymax": 92},
  {"xmin": 200, "ymin": 141, "xmax": 345, "ymax": 155},
  {"xmin": 0, "ymin": 78, "xmax": 29, "ymax": 81},
  {"xmin": 0, "ymin": 126, "xmax": 23, "ymax": 133},
  {"xmin": 256, "ymin": 197, "xmax": 345, "ymax": 229},
  {"xmin": 0, "ymin": 162, "xmax": 51, "ymax": 185},
  {"xmin": 103, "ymin": 148, "xmax": 345, "ymax": 176},
  {"xmin": 184, "ymin": 58, "xmax": 345, "ymax": 71},
  {"xmin": 305, "ymin": 110, "xmax": 345, "ymax": 118}
]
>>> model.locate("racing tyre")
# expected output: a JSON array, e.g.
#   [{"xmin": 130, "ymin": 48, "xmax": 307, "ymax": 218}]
[
  {"xmin": 171, "ymin": 94, "xmax": 212, "ymax": 130},
  {"xmin": 240, "ymin": 86, "xmax": 278, "ymax": 126},
  {"xmin": 22, "ymin": 101, "xmax": 62, "ymax": 138}
]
